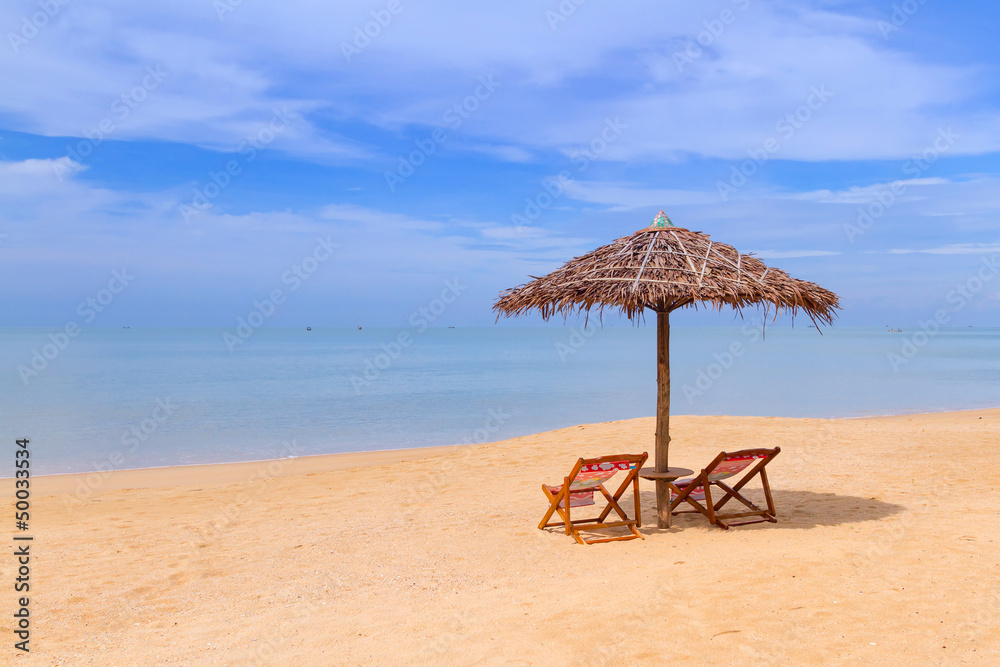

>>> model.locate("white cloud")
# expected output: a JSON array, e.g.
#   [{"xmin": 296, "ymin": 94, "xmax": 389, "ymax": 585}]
[
  {"xmin": 0, "ymin": 160, "xmax": 590, "ymax": 301},
  {"xmin": 789, "ymin": 178, "xmax": 951, "ymax": 204},
  {"xmin": 462, "ymin": 144, "xmax": 534, "ymax": 163},
  {"xmin": 0, "ymin": 156, "xmax": 81, "ymax": 178},
  {"xmin": 747, "ymin": 250, "xmax": 841, "ymax": 259},
  {"xmin": 886, "ymin": 243, "xmax": 1000, "ymax": 255},
  {"xmin": 561, "ymin": 180, "xmax": 718, "ymax": 211},
  {"xmin": 0, "ymin": 157, "xmax": 85, "ymax": 195},
  {"xmin": 0, "ymin": 6, "xmax": 366, "ymax": 161},
  {"xmin": 0, "ymin": 157, "xmax": 130, "ymax": 218},
  {"xmin": 1, "ymin": 1, "xmax": 998, "ymax": 163}
]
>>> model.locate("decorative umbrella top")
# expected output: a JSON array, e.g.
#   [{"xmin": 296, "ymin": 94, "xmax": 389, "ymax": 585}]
[
  {"xmin": 650, "ymin": 210, "xmax": 676, "ymax": 228},
  {"xmin": 494, "ymin": 210, "xmax": 839, "ymax": 324}
]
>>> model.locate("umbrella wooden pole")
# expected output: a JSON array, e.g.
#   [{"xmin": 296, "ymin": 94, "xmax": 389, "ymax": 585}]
[{"xmin": 655, "ymin": 310, "xmax": 672, "ymax": 528}]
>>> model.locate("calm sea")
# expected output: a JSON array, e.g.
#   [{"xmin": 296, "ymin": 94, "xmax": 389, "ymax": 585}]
[{"xmin": 2, "ymin": 325, "xmax": 999, "ymax": 475}]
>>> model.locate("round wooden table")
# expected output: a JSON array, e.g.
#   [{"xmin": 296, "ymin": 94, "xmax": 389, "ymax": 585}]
[
  {"xmin": 638, "ymin": 466, "xmax": 693, "ymax": 481},
  {"xmin": 638, "ymin": 467, "xmax": 694, "ymax": 528}
]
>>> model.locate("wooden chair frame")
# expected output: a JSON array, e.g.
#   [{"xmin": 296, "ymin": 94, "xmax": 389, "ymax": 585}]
[
  {"xmin": 669, "ymin": 447, "xmax": 780, "ymax": 530},
  {"xmin": 538, "ymin": 453, "xmax": 648, "ymax": 545}
]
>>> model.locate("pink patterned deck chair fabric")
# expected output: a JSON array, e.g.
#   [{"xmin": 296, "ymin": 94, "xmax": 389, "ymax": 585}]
[
  {"xmin": 669, "ymin": 448, "xmax": 780, "ymax": 529},
  {"xmin": 544, "ymin": 460, "xmax": 632, "ymax": 508},
  {"xmin": 539, "ymin": 453, "xmax": 648, "ymax": 545}
]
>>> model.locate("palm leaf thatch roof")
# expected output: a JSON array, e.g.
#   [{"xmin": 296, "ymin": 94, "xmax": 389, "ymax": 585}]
[{"xmin": 494, "ymin": 211, "xmax": 840, "ymax": 326}]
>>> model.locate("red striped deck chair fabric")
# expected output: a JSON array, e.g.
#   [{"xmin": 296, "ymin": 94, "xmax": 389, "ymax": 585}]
[
  {"xmin": 539, "ymin": 453, "xmax": 648, "ymax": 545},
  {"xmin": 669, "ymin": 447, "xmax": 780, "ymax": 529}
]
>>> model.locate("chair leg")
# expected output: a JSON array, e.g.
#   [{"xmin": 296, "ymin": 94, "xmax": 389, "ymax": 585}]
[
  {"xmin": 707, "ymin": 482, "xmax": 777, "ymax": 527},
  {"xmin": 714, "ymin": 480, "xmax": 774, "ymax": 523},
  {"xmin": 709, "ymin": 485, "xmax": 731, "ymax": 529},
  {"xmin": 668, "ymin": 481, "xmax": 694, "ymax": 513},
  {"xmin": 703, "ymin": 483, "xmax": 719, "ymax": 527},
  {"xmin": 596, "ymin": 486, "xmax": 616, "ymax": 523},
  {"xmin": 564, "ymin": 476, "xmax": 571, "ymax": 535},
  {"xmin": 761, "ymin": 468, "xmax": 776, "ymax": 518},
  {"xmin": 709, "ymin": 481, "xmax": 738, "ymax": 513},
  {"xmin": 598, "ymin": 485, "xmax": 630, "ymax": 523},
  {"xmin": 633, "ymin": 477, "xmax": 642, "ymax": 528},
  {"xmin": 538, "ymin": 486, "xmax": 561, "ymax": 529},
  {"xmin": 598, "ymin": 470, "xmax": 640, "ymax": 523}
]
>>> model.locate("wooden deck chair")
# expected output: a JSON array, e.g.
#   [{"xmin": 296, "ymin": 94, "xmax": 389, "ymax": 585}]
[
  {"xmin": 538, "ymin": 453, "xmax": 648, "ymax": 545},
  {"xmin": 669, "ymin": 447, "xmax": 780, "ymax": 529}
]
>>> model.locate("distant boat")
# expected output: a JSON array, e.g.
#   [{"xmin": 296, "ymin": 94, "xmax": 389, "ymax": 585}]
[
  {"xmin": 888, "ymin": 328, "xmax": 902, "ymax": 333},
  {"xmin": 448, "ymin": 326, "xmax": 455, "ymax": 329},
  {"xmin": 306, "ymin": 327, "xmax": 312, "ymax": 331}
]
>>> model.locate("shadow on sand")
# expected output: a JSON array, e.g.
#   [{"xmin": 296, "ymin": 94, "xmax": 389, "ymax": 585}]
[
  {"xmin": 542, "ymin": 489, "xmax": 906, "ymax": 542},
  {"xmin": 633, "ymin": 488, "xmax": 906, "ymax": 532}
]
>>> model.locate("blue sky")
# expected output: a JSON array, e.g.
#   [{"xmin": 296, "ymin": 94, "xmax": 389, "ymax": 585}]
[{"xmin": 1, "ymin": 0, "xmax": 999, "ymax": 327}]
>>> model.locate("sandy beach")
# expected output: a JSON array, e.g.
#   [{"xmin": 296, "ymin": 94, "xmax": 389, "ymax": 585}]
[{"xmin": 4, "ymin": 408, "xmax": 999, "ymax": 665}]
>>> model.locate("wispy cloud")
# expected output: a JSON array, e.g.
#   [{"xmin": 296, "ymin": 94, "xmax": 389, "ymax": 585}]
[
  {"xmin": 4, "ymin": 2, "xmax": 1000, "ymax": 326},
  {"xmin": 4, "ymin": 2, "xmax": 1000, "ymax": 164},
  {"xmin": 747, "ymin": 250, "xmax": 841, "ymax": 259},
  {"xmin": 788, "ymin": 178, "xmax": 950, "ymax": 204},
  {"xmin": 461, "ymin": 143, "xmax": 534, "ymax": 163},
  {"xmin": 886, "ymin": 243, "xmax": 1000, "ymax": 255},
  {"xmin": 561, "ymin": 180, "xmax": 717, "ymax": 211}
]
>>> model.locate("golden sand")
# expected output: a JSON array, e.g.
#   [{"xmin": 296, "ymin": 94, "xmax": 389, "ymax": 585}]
[{"xmin": 3, "ymin": 409, "xmax": 999, "ymax": 665}]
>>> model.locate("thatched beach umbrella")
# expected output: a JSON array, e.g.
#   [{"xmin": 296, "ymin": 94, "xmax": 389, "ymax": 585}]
[{"xmin": 494, "ymin": 210, "xmax": 839, "ymax": 528}]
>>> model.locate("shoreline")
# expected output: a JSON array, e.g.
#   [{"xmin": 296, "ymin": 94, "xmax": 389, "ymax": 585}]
[
  {"xmin": 13, "ymin": 406, "xmax": 999, "ymax": 496},
  {"xmin": 10, "ymin": 407, "xmax": 1000, "ymax": 663},
  {"xmin": 17, "ymin": 443, "xmax": 465, "ymax": 496}
]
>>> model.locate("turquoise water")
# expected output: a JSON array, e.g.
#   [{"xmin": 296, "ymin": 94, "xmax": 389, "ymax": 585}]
[{"xmin": 2, "ymin": 325, "xmax": 999, "ymax": 475}]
